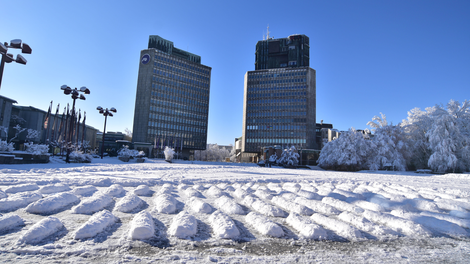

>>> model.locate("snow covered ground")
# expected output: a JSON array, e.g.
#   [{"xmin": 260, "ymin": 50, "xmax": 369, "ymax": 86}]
[{"xmin": 0, "ymin": 157, "xmax": 470, "ymax": 263}]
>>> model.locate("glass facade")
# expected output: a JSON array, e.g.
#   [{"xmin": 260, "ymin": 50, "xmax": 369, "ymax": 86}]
[{"xmin": 255, "ymin": 34, "xmax": 310, "ymax": 70}]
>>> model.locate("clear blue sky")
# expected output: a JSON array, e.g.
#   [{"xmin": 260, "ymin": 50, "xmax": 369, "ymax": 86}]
[{"xmin": 1, "ymin": 0, "xmax": 469, "ymax": 145}]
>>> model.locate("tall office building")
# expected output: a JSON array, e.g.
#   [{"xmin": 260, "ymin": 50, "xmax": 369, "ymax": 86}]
[
  {"xmin": 133, "ymin": 35, "xmax": 211, "ymax": 158},
  {"xmin": 242, "ymin": 34, "xmax": 316, "ymax": 157}
]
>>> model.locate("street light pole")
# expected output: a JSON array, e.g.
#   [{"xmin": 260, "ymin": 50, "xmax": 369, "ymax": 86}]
[
  {"xmin": 97, "ymin": 107, "xmax": 117, "ymax": 159},
  {"xmin": 0, "ymin": 40, "xmax": 32, "ymax": 91}
]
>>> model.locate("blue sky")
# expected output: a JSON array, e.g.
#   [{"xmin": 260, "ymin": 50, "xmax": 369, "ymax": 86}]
[{"xmin": 1, "ymin": 0, "xmax": 469, "ymax": 145}]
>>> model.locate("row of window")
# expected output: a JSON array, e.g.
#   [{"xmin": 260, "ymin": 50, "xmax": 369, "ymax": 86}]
[
  {"xmin": 246, "ymin": 111, "xmax": 307, "ymax": 118},
  {"xmin": 246, "ymin": 138, "xmax": 307, "ymax": 144},
  {"xmin": 247, "ymin": 105, "xmax": 306, "ymax": 112},
  {"xmin": 247, "ymin": 91, "xmax": 307, "ymax": 99},
  {"xmin": 248, "ymin": 98, "xmax": 306, "ymax": 105},
  {"xmin": 248, "ymin": 78, "xmax": 306, "ymax": 86},
  {"xmin": 148, "ymin": 113, "xmax": 206, "ymax": 128},
  {"xmin": 149, "ymin": 106, "xmax": 206, "ymax": 122},
  {"xmin": 247, "ymin": 124, "xmax": 305, "ymax": 130},
  {"xmin": 247, "ymin": 116, "xmax": 310, "ymax": 124},
  {"xmin": 155, "ymin": 53, "xmax": 210, "ymax": 76},
  {"xmin": 247, "ymin": 85, "xmax": 307, "ymax": 93},
  {"xmin": 153, "ymin": 83, "xmax": 207, "ymax": 98},
  {"xmin": 153, "ymin": 74, "xmax": 208, "ymax": 90},
  {"xmin": 248, "ymin": 70, "xmax": 307, "ymax": 79},
  {"xmin": 151, "ymin": 90, "xmax": 208, "ymax": 106},
  {"xmin": 155, "ymin": 64, "xmax": 209, "ymax": 83},
  {"xmin": 150, "ymin": 97, "xmax": 208, "ymax": 112},
  {"xmin": 148, "ymin": 122, "xmax": 206, "ymax": 134},
  {"xmin": 154, "ymin": 67, "xmax": 209, "ymax": 88}
]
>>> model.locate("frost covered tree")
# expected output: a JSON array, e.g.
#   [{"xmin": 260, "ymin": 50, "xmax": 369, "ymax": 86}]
[
  {"xmin": 426, "ymin": 100, "xmax": 470, "ymax": 173},
  {"xmin": 277, "ymin": 146, "xmax": 300, "ymax": 166},
  {"xmin": 318, "ymin": 128, "xmax": 372, "ymax": 171},
  {"xmin": 164, "ymin": 146, "xmax": 175, "ymax": 161},
  {"xmin": 367, "ymin": 113, "xmax": 409, "ymax": 171}
]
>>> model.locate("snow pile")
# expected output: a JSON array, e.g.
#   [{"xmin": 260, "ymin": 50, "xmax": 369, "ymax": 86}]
[
  {"xmin": 114, "ymin": 193, "xmax": 144, "ymax": 213},
  {"xmin": 154, "ymin": 194, "xmax": 177, "ymax": 214},
  {"xmin": 168, "ymin": 211, "xmax": 197, "ymax": 239},
  {"xmin": 205, "ymin": 186, "xmax": 225, "ymax": 198},
  {"xmin": 74, "ymin": 210, "xmax": 117, "ymax": 239},
  {"xmin": 0, "ymin": 214, "xmax": 24, "ymax": 231},
  {"xmin": 286, "ymin": 213, "xmax": 327, "ymax": 240},
  {"xmin": 272, "ymin": 196, "xmax": 313, "ymax": 216},
  {"xmin": 103, "ymin": 184, "xmax": 125, "ymax": 197},
  {"xmin": 0, "ymin": 192, "xmax": 42, "ymax": 212},
  {"xmin": 128, "ymin": 210, "xmax": 155, "ymax": 240},
  {"xmin": 71, "ymin": 192, "xmax": 113, "ymax": 214},
  {"xmin": 337, "ymin": 212, "xmax": 396, "ymax": 239},
  {"xmin": 233, "ymin": 188, "xmax": 250, "ymax": 199},
  {"xmin": 300, "ymin": 184, "xmax": 318, "ymax": 193},
  {"xmin": 332, "ymin": 189, "xmax": 364, "ymax": 201},
  {"xmin": 26, "ymin": 192, "xmax": 79, "ymax": 214},
  {"xmin": 157, "ymin": 184, "xmax": 174, "ymax": 195},
  {"xmin": 243, "ymin": 195, "xmax": 284, "ymax": 217},
  {"xmin": 297, "ymin": 189, "xmax": 322, "ymax": 200},
  {"xmin": 267, "ymin": 183, "xmax": 282, "ymax": 193},
  {"xmin": 449, "ymin": 210, "xmax": 470, "ymax": 219},
  {"xmin": 353, "ymin": 200, "xmax": 385, "ymax": 212},
  {"xmin": 0, "ymin": 189, "xmax": 6, "ymax": 199},
  {"xmin": 71, "ymin": 185, "xmax": 98, "ymax": 196},
  {"xmin": 184, "ymin": 187, "xmax": 202, "ymax": 198},
  {"xmin": 208, "ymin": 210, "xmax": 240, "ymax": 239},
  {"xmin": 294, "ymin": 197, "xmax": 341, "ymax": 215},
  {"xmin": 311, "ymin": 213, "xmax": 364, "ymax": 241},
  {"xmin": 39, "ymin": 183, "xmax": 71, "ymax": 194},
  {"xmin": 214, "ymin": 196, "xmax": 244, "ymax": 215},
  {"xmin": 187, "ymin": 197, "xmax": 212, "ymax": 214},
  {"xmin": 17, "ymin": 217, "xmax": 63, "ymax": 244},
  {"xmin": 362, "ymin": 209, "xmax": 431, "ymax": 237},
  {"xmin": 408, "ymin": 198, "xmax": 440, "ymax": 212},
  {"xmin": 322, "ymin": 197, "xmax": 364, "ymax": 214},
  {"xmin": 253, "ymin": 189, "xmax": 273, "ymax": 200},
  {"xmin": 435, "ymin": 198, "xmax": 470, "ymax": 211},
  {"xmin": 245, "ymin": 212, "xmax": 284, "ymax": 237},
  {"xmin": 282, "ymin": 182, "xmax": 301, "ymax": 193},
  {"xmin": 133, "ymin": 185, "xmax": 152, "ymax": 196},
  {"xmin": 4, "ymin": 183, "xmax": 39, "ymax": 194},
  {"xmin": 420, "ymin": 211, "xmax": 470, "ymax": 229}
]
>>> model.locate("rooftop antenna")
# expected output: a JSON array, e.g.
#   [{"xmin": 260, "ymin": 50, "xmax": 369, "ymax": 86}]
[{"xmin": 266, "ymin": 25, "xmax": 270, "ymax": 39}]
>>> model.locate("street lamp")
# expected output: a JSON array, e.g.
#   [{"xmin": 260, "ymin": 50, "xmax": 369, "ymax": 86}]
[
  {"xmin": 0, "ymin": 39, "xmax": 32, "ymax": 91},
  {"xmin": 97, "ymin": 106, "xmax": 117, "ymax": 159},
  {"xmin": 61, "ymin": 85, "xmax": 90, "ymax": 163}
]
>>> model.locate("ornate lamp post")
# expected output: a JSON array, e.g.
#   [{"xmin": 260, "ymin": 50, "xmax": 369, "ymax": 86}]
[
  {"xmin": 61, "ymin": 85, "xmax": 90, "ymax": 163},
  {"xmin": 0, "ymin": 39, "xmax": 32, "ymax": 91},
  {"xmin": 97, "ymin": 106, "xmax": 117, "ymax": 159}
]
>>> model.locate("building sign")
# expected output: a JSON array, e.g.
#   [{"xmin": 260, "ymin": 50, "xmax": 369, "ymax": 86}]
[{"xmin": 141, "ymin": 54, "xmax": 150, "ymax": 65}]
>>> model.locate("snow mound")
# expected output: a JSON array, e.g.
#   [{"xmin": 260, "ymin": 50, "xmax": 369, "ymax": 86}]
[
  {"xmin": 26, "ymin": 192, "xmax": 79, "ymax": 214},
  {"xmin": 322, "ymin": 197, "xmax": 364, "ymax": 214},
  {"xmin": 0, "ymin": 189, "xmax": 7, "ymax": 199},
  {"xmin": 272, "ymin": 196, "xmax": 313, "ymax": 216},
  {"xmin": 71, "ymin": 185, "xmax": 98, "ymax": 196},
  {"xmin": 154, "ymin": 194, "xmax": 177, "ymax": 214},
  {"xmin": 39, "ymin": 183, "xmax": 71, "ymax": 194},
  {"xmin": 208, "ymin": 210, "xmax": 240, "ymax": 239},
  {"xmin": 286, "ymin": 213, "xmax": 327, "ymax": 240},
  {"xmin": 245, "ymin": 212, "xmax": 284, "ymax": 237},
  {"xmin": 4, "ymin": 183, "xmax": 39, "ymax": 194},
  {"xmin": 253, "ymin": 189, "xmax": 273, "ymax": 200},
  {"xmin": 206, "ymin": 186, "xmax": 225, "ymax": 198},
  {"xmin": 332, "ymin": 189, "xmax": 364, "ymax": 200},
  {"xmin": 310, "ymin": 213, "xmax": 364, "ymax": 241},
  {"xmin": 295, "ymin": 197, "xmax": 341, "ymax": 215},
  {"xmin": 233, "ymin": 188, "xmax": 249, "ymax": 199},
  {"xmin": 115, "ymin": 193, "xmax": 144, "ymax": 213},
  {"xmin": 71, "ymin": 192, "xmax": 113, "ymax": 215},
  {"xmin": 408, "ymin": 199, "xmax": 440, "ymax": 212},
  {"xmin": 0, "ymin": 192, "xmax": 42, "ymax": 212},
  {"xmin": 18, "ymin": 216, "xmax": 63, "ymax": 244},
  {"xmin": 353, "ymin": 200, "xmax": 385, "ymax": 212},
  {"xmin": 267, "ymin": 183, "xmax": 282, "ymax": 193},
  {"xmin": 420, "ymin": 211, "xmax": 470, "ymax": 229},
  {"xmin": 187, "ymin": 197, "xmax": 212, "ymax": 214},
  {"xmin": 128, "ymin": 210, "xmax": 155, "ymax": 240},
  {"xmin": 214, "ymin": 196, "xmax": 244, "ymax": 215},
  {"xmin": 297, "ymin": 190, "xmax": 322, "ymax": 200},
  {"xmin": 435, "ymin": 198, "xmax": 470, "ymax": 211},
  {"xmin": 168, "ymin": 211, "xmax": 198, "ymax": 239},
  {"xmin": 362, "ymin": 210, "xmax": 431, "ymax": 237},
  {"xmin": 337, "ymin": 212, "xmax": 396, "ymax": 239},
  {"xmin": 184, "ymin": 187, "xmax": 202, "ymax": 198},
  {"xmin": 282, "ymin": 182, "xmax": 301, "ymax": 193},
  {"xmin": 157, "ymin": 184, "xmax": 173, "ymax": 195},
  {"xmin": 243, "ymin": 195, "xmax": 284, "ymax": 217},
  {"xmin": 103, "ymin": 184, "xmax": 125, "ymax": 197},
  {"xmin": 449, "ymin": 210, "xmax": 470, "ymax": 219},
  {"xmin": 300, "ymin": 184, "xmax": 318, "ymax": 193},
  {"xmin": 134, "ymin": 185, "xmax": 152, "ymax": 196},
  {"xmin": 0, "ymin": 214, "xmax": 24, "ymax": 231},
  {"xmin": 73, "ymin": 210, "xmax": 117, "ymax": 239}
]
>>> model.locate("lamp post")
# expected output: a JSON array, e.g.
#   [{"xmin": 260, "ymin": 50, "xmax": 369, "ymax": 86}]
[
  {"xmin": 0, "ymin": 39, "xmax": 32, "ymax": 91},
  {"xmin": 97, "ymin": 106, "xmax": 117, "ymax": 159},
  {"xmin": 61, "ymin": 85, "xmax": 90, "ymax": 163}
]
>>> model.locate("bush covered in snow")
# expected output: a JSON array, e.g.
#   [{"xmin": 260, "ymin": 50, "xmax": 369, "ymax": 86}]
[
  {"xmin": 24, "ymin": 142, "xmax": 49, "ymax": 155},
  {"xmin": 195, "ymin": 144, "xmax": 231, "ymax": 162},
  {"xmin": 277, "ymin": 146, "xmax": 300, "ymax": 167},
  {"xmin": 164, "ymin": 146, "xmax": 175, "ymax": 161},
  {"xmin": 0, "ymin": 140, "xmax": 14, "ymax": 152},
  {"xmin": 70, "ymin": 150, "xmax": 93, "ymax": 163},
  {"xmin": 319, "ymin": 100, "xmax": 470, "ymax": 173},
  {"xmin": 118, "ymin": 145, "xmax": 144, "ymax": 159}
]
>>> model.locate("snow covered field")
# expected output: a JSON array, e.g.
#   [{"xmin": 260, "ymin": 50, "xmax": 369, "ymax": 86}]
[{"xmin": 1, "ymin": 158, "xmax": 470, "ymax": 263}]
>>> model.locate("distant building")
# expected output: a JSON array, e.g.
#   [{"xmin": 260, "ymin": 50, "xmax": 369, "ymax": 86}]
[
  {"xmin": 0, "ymin": 95, "xmax": 17, "ymax": 141},
  {"xmin": 241, "ymin": 33, "xmax": 316, "ymax": 161},
  {"xmin": 132, "ymin": 35, "xmax": 211, "ymax": 160},
  {"xmin": 316, "ymin": 122, "xmax": 333, "ymax": 149}
]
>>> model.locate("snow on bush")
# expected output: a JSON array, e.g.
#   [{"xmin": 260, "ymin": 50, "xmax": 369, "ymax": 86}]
[
  {"xmin": 277, "ymin": 146, "xmax": 300, "ymax": 166},
  {"xmin": 0, "ymin": 214, "xmax": 24, "ymax": 231},
  {"xmin": 208, "ymin": 210, "xmax": 240, "ymax": 239},
  {"xmin": 168, "ymin": 211, "xmax": 198, "ymax": 239},
  {"xmin": 187, "ymin": 197, "xmax": 213, "ymax": 214},
  {"xmin": 310, "ymin": 213, "xmax": 364, "ymax": 241},
  {"xmin": 245, "ymin": 212, "xmax": 284, "ymax": 237},
  {"xmin": 39, "ymin": 183, "xmax": 71, "ymax": 194},
  {"xmin": 0, "ymin": 192, "xmax": 42, "ymax": 212},
  {"xmin": 118, "ymin": 145, "xmax": 144, "ymax": 158},
  {"xmin": 26, "ymin": 192, "xmax": 79, "ymax": 214},
  {"xmin": 115, "ymin": 193, "xmax": 144, "ymax": 213},
  {"xmin": 154, "ymin": 194, "xmax": 177, "ymax": 214},
  {"xmin": 24, "ymin": 142, "xmax": 49, "ymax": 155},
  {"xmin": 128, "ymin": 210, "xmax": 155, "ymax": 240},
  {"xmin": 134, "ymin": 185, "xmax": 152, "ymax": 196},
  {"xmin": 164, "ymin": 146, "xmax": 175, "ymax": 161},
  {"xmin": 71, "ymin": 192, "xmax": 113, "ymax": 215},
  {"xmin": 103, "ymin": 184, "xmax": 125, "ymax": 197},
  {"xmin": 195, "ymin": 144, "xmax": 231, "ymax": 162},
  {"xmin": 286, "ymin": 212, "xmax": 327, "ymax": 240},
  {"xmin": 214, "ymin": 196, "xmax": 244, "ymax": 215},
  {"xmin": 18, "ymin": 216, "xmax": 64, "ymax": 244},
  {"xmin": 70, "ymin": 150, "xmax": 93, "ymax": 163},
  {"xmin": 5, "ymin": 183, "xmax": 39, "ymax": 194},
  {"xmin": 0, "ymin": 140, "xmax": 14, "ymax": 152},
  {"xmin": 73, "ymin": 210, "xmax": 117, "ymax": 239}
]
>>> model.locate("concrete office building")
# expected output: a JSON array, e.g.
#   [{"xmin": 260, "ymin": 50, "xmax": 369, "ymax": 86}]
[
  {"xmin": 132, "ymin": 35, "xmax": 211, "ymax": 159},
  {"xmin": 242, "ymin": 34, "xmax": 316, "ymax": 157}
]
